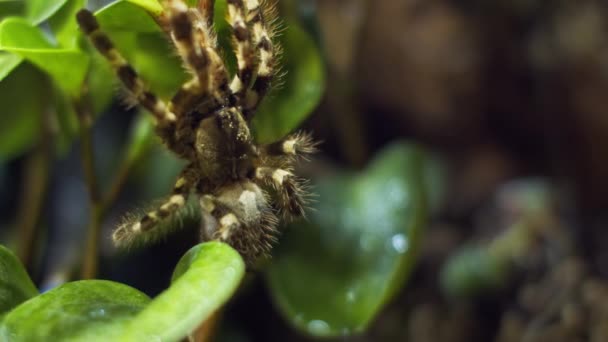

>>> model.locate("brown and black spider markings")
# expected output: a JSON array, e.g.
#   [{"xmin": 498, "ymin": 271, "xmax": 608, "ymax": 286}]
[{"xmin": 76, "ymin": 0, "xmax": 317, "ymax": 259}]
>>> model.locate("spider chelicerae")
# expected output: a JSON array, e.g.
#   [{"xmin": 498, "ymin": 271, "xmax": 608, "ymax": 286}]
[{"xmin": 76, "ymin": 0, "xmax": 317, "ymax": 259}]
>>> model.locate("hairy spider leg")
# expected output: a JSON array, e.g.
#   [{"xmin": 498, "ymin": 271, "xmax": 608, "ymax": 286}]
[
  {"xmin": 112, "ymin": 164, "xmax": 198, "ymax": 247},
  {"xmin": 76, "ymin": 10, "xmax": 177, "ymax": 129},
  {"xmin": 254, "ymin": 166, "xmax": 309, "ymax": 218},
  {"xmin": 242, "ymin": 0, "xmax": 280, "ymax": 120},
  {"xmin": 164, "ymin": 0, "xmax": 230, "ymax": 118},
  {"xmin": 227, "ymin": 0, "xmax": 257, "ymax": 104},
  {"xmin": 199, "ymin": 188, "xmax": 278, "ymax": 260},
  {"xmin": 260, "ymin": 132, "xmax": 319, "ymax": 163}
]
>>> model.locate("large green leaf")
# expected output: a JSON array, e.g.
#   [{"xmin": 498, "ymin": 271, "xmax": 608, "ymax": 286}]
[
  {"xmin": 118, "ymin": 242, "xmax": 244, "ymax": 341},
  {"xmin": 26, "ymin": 0, "xmax": 68, "ymax": 24},
  {"xmin": 267, "ymin": 142, "xmax": 428, "ymax": 337},
  {"xmin": 125, "ymin": 0, "xmax": 163, "ymax": 15},
  {"xmin": 0, "ymin": 245, "xmax": 38, "ymax": 316},
  {"xmin": 0, "ymin": 242, "xmax": 244, "ymax": 341},
  {"xmin": 95, "ymin": 1, "xmax": 161, "ymax": 33},
  {"xmin": 0, "ymin": 280, "xmax": 151, "ymax": 341},
  {"xmin": 49, "ymin": 0, "xmax": 87, "ymax": 48},
  {"xmin": 0, "ymin": 17, "xmax": 90, "ymax": 96},
  {"xmin": 0, "ymin": 1, "xmax": 24, "ymax": 21},
  {"xmin": 0, "ymin": 62, "xmax": 47, "ymax": 160},
  {"xmin": 0, "ymin": 52, "xmax": 22, "ymax": 81},
  {"xmin": 253, "ymin": 24, "xmax": 325, "ymax": 144}
]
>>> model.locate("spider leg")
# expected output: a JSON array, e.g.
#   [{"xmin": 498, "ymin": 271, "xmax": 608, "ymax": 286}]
[
  {"xmin": 241, "ymin": 0, "xmax": 280, "ymax": 119},
  {"xmin": 112, "ymin": 164, "xmax": 198, "ymax": 247},
  {"xmin": 260, "ymin": 131, "xmax": 319, "ymax": 162},
  {"xmin": 76, "ymin": 10, "xmax": 177, "ymax": 129},
  {"xmin": 253, "ymin": 166, "xmax": 309, "ymax": 218},
  {"xmin": 163, "ymin": 0, "xmax": 230, "ymax": 117},
  {"xmin": 226, "ymin": 0, "xmax": 257, "ymax": 104},
  {"xmin": 199, "ymin": 191, "xmax": 277, "ymax": 259}
]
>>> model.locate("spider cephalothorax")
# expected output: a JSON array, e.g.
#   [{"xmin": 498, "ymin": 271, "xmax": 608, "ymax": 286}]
[{"xmin": 76, "ymin": 0, "xmax": 317, "ymax": 259}]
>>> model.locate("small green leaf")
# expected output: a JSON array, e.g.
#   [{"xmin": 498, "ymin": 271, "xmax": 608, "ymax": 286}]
[
  {"xmin": 95, "ymin": 1, "xmax": 162, "ymax": 33},
  {"xmin": 253, "ymin": 24, "xmax": 325, "ymax": 144},
  {"xmin": 267, "ymin": 142, "xmax": 428, "ymax": 337},
  {"xmin": 48, "ymin": 0, "xmax": 87, "ymax": 48},
  {"xmin": 0, "ymin": 52, "xmax": 22, "ymax": 81},
  {"xmin": 0, "ymin": 280, "xmax": 151, "ymax": 341},
  {"xmin": 125, "ymin": 0, "xmax": 163, "ymax": 15},
  {"xmin": 26, "ymin": 0, "xmax": 68, "ymax": 24},
  {"xmin": 0, "ymin": 62, "xmax": 47, "ymax": 160},
  {"xmin": 119, "ymin": 242, "xmax": 244, "ymax": 341},
  {"xmin": 0, "ymin": 245, "xmax": 38, "ymax": 316},
  {"xmin": 0, "ymin": 17, "xmax": 90, "ymax": 96}
]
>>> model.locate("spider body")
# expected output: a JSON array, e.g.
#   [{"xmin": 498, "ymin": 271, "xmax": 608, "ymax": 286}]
[{"xmin": 77, "ymin": 0, "xmax": 317, "ymax": 259}]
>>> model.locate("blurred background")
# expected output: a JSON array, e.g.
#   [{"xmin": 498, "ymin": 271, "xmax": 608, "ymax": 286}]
[{"xmin": 3, "ymin": 0, "xmax": 608, "ymax": 341}]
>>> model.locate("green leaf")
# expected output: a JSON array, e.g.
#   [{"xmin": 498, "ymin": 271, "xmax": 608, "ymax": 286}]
[
  {"xmin": 0, "ymin": 17, "xmax": 90, "ymax": 96},
  {"xmin": 103, "ymin": 30, "xmax": 187, "ymax": 99},
  {"xmin": 95, "ymin": 1, "xmax": 162, "ymax": 33},
  {"xmin": 0, "ymin": 242, "xmax": 244, "ymax": 341},
  {"xmin": 0, "ymin": 62, "xmax": 47, "ymax": 160},
  {"xmin": 125, "ymin": 0, "xmax": 163, "ymax": 15},
  {"xmin": 0, "ymin": 1, "xmax": 24, "ymax": 21},
  {"xmin": 0, "ymin": 245, "xmax": 38, "ymax": 316},
  {"xmin": 26, "ymin": 0, "xmax": 68, "ymax": 24},
  {"xmin": 119, "ymin": 242, "xmax": 244, "ymax": 341},
  {"xmin": 252, "ymin": 24, "xmax": 326, "ymax": 144},
  {"xmin": 439, "ymin": 245, "xmax": 509, "ymax": 298},
  {"xmin": 48, "ymin": 0, "xmax": 87, "ymax": 48},
  {"xmin": 90, "ymin": 1, "xmax": 187, "ymax": 99},
  {"xmin": 126, "ymin": 112, "xmax": 155, "ymax": 163},
  {"xmin": 86, "ymin": 50, "xmax": 115, "ymax": 114},
  {"xmin": 0, "ymin": 280, "xmax": 151, "ymax": 341},
  {"xmin": 266, "ymin": 142, "xmax": 428, "ymax": 337},
  {"xmin": 0, "ymin": 52, "xmax": 22, "ymax": 81},
  {"xmin": 128, "ymin": 32, "xmax": 188, "ymax": 98}
]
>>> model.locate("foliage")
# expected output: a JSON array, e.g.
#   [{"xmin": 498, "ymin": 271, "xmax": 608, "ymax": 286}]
[
  {"xmin": 0, "ymin": 0, "xmax": 431, "ymax": 340},
  {"xmin": 0, "ymin": 242, "xmax": 244, "ymax": 341},
  {"xmin": 267, "ymin": 142, "xmax": 428, "ymax": 336}
]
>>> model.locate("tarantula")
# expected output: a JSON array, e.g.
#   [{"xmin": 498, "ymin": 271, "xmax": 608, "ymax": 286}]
[{"xmin": 76, "ymin": 0, "xmax": 317, "ymax": 259}]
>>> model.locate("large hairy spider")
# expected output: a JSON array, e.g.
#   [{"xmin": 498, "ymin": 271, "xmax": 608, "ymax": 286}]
[{"xmin": 76, "ymin": 0, "xmax": 317, "ymax": 259}]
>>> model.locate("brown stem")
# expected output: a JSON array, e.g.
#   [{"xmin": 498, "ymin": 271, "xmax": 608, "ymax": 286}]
[
  {"xmin": 99, "ymin": 159, "xmax": 133, "ymax": 217},
  {"xmin": 74, "ymin": 98, "xmax": 103, "ymax": 279},
  {"xmin": 16, "ymin": 108, "xmax": 53, "ymax": 270}
]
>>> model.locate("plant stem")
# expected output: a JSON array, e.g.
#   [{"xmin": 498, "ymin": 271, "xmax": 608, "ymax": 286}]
[
  {"xmin": 16, "ymin": 108, "xmax": 53, "ymax": 270},
  {"xmin": 99, "ymin": 158, "xmax": 133, "ymax": 217},
  {"xmin": 74, "ymin": 98, "xmax": 103, "ymax": 279}
]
